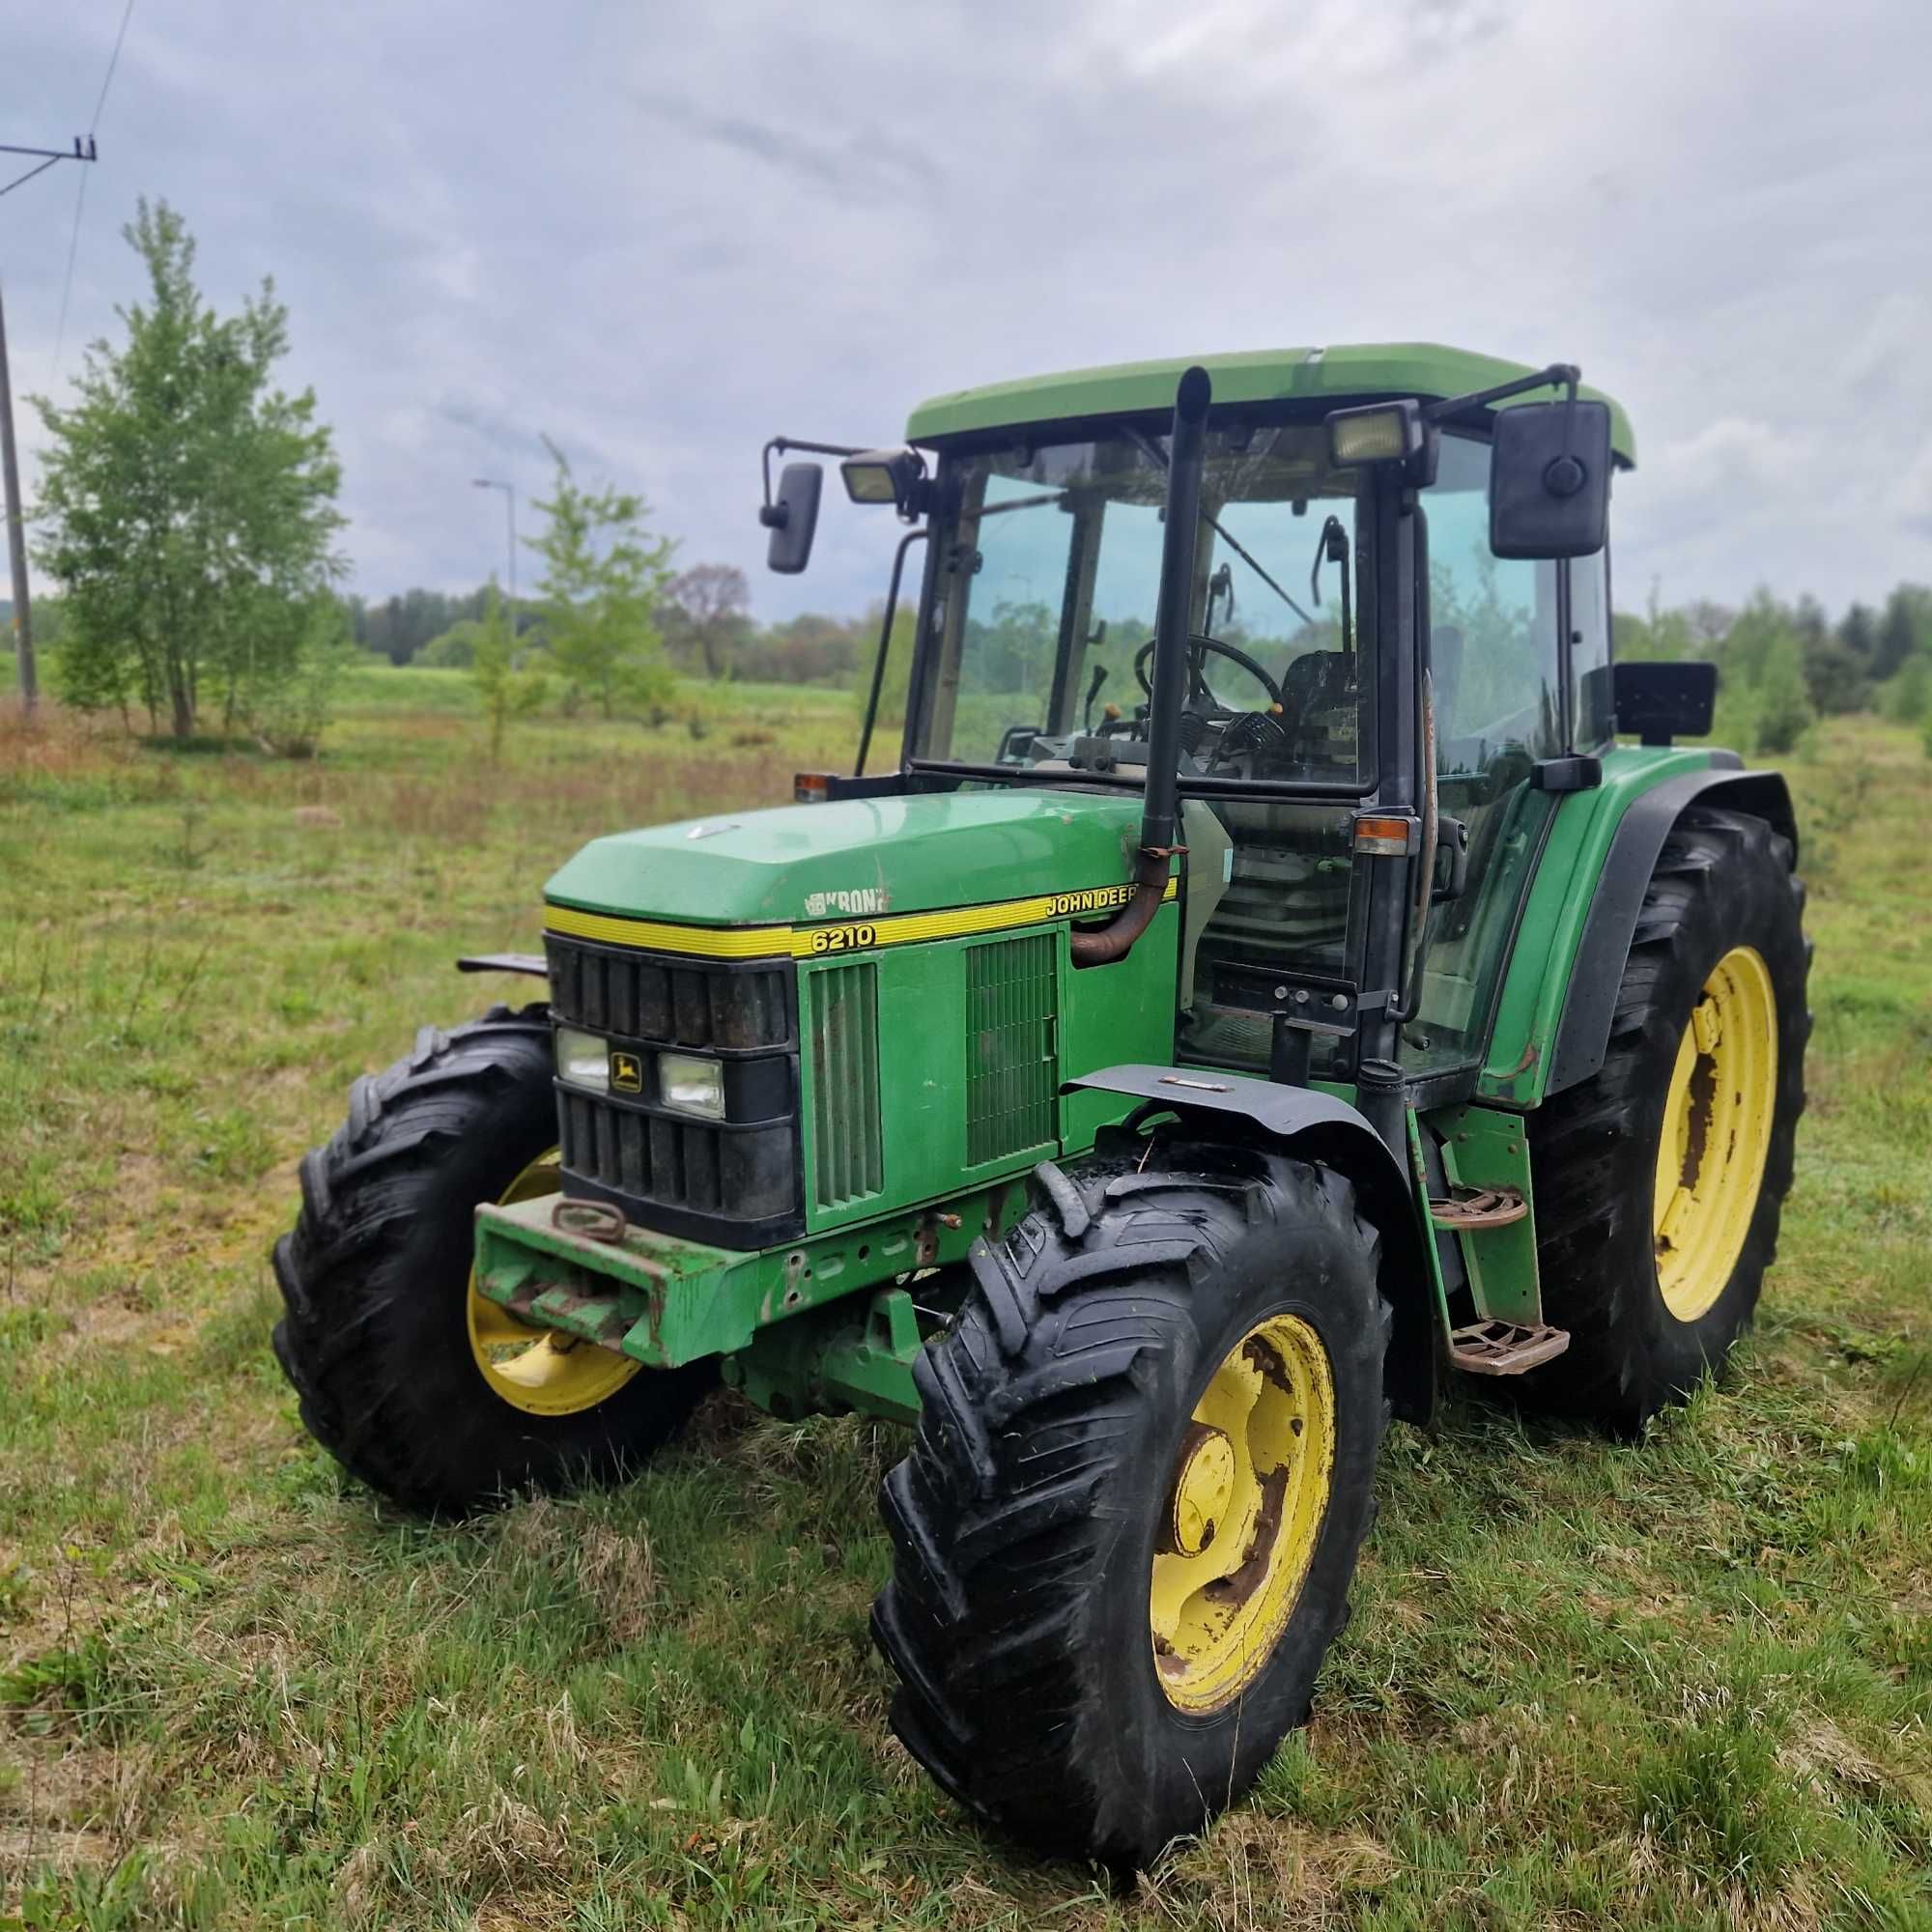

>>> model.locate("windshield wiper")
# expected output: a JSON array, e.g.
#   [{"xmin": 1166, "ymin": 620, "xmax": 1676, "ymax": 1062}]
[{"xmin": 1125, "ymin": 428, "xmax": 1317, "ymax": 630}]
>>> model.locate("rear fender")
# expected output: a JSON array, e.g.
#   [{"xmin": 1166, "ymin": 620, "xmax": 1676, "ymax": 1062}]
[
  {"xmin": 1067, "ymin": 1065, "xmax": 1435, "ymax": 1424},
  {"xmin": 1546, "ymin": 766, "xmax": 1797, "ymax": 1095}
]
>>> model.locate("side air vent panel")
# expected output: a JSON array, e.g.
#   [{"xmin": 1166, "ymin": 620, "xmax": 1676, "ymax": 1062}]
[
  {"xmin": 809, "ymin": 961, "xmax": 884, "ymax": 1210},
  {"xmin": 965, "ymin": 933, "xmax": 1058, "ymax": 1167}
]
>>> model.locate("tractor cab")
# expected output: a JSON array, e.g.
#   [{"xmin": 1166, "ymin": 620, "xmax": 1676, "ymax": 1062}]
[{"xmin": 777, "ymin": 345, "xmax": 1630, "ymax": 1119}]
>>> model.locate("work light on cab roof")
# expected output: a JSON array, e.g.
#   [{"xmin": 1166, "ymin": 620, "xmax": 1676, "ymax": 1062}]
[{"xmin": 273, "ymin": 337, "xmax": 1806, "ymax": 1874}]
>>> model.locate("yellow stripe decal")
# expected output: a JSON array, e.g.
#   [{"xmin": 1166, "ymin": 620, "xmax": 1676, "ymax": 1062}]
[{"xmin": 544, "ymin": 875, "xmax": 1178, "ymax": 961}]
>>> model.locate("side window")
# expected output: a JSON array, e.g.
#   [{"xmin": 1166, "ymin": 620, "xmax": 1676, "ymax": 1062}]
[
  {"xmin": 1570, "ymin": 548, "xmax": 1613, "ymax": 749},
  {"xmin": 1427, "ymin": 433, "xmax": 1561, "ymax": 768}
]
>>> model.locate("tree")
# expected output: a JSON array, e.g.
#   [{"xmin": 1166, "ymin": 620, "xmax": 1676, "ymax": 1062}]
[
  {"xmin": 33, "ymin": 199, "xmax": 343, "ymax": 740},
  {"xmin": 666, "ymin": 562, "xmax": 752, "ymax": 678},
  {"xmin": 1753, "ymin": 633, "xmax": 1816, "ymax": 754},
  {"xmin": 468, "ymin": 582, "xmax": 548, "ymax": 758},
  {"xmin": 526, "ymin": 439, "xmax": 675, "ymax": 718},
  {"xmin": 1876, "ymin": 584, "xmax": 1932, "ymax": 681}
]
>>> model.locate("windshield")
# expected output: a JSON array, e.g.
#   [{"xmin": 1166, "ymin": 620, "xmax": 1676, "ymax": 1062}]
[{"xmin": 910, "ymin": 424, "xmax": 1367, "ymax": 788}]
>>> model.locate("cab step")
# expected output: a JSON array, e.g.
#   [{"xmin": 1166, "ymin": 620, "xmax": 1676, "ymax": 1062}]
[
  {"xmin": 1429, "ymin": 1184, "xmax": 1528, "ymax": 1230},
  {"xmin": 1447, "ymin": 1319, "xmax": 1571, "ymax": 1376}
]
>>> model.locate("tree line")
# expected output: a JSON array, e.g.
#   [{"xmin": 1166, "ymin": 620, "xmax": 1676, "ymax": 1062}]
[{"xmin": 17, "ymin": 199, "xmax": 1932, "ymax": 762}]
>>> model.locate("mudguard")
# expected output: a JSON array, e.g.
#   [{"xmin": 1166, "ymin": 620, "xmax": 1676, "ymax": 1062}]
[
  {"xmin": 1545, "ymin": 765, "xmax": 1798, "ymax": 1096},
  {"xmin": 1067, "ymin": 1065, "xmax": 1435, "ymax": 1423}
]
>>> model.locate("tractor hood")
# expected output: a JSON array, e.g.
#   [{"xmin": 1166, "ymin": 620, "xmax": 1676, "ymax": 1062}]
[{"xmin": 544, "ymin": 786, "xmax": 1149, "ymax": 927}]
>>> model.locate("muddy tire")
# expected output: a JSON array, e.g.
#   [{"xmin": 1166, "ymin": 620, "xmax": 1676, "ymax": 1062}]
[
  {"xmin": 1527, "ymin": 807, "xmax": 1808, "ymax": 1429},
  {"xmin": 271, "ymin": 1005, "xmax": 713, "ymax": 1515},
  {"xmin": 871, "ymin": 1136, "xmax": 1388, "ymax": 1870}
]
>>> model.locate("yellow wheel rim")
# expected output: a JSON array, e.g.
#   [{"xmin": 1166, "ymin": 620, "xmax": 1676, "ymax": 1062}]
[
  {"xmin": 1653, "ymin": 946, "xmax": 1777, "ymax": 1324},
  {"xmin": 1150, "ymin": 1313, "xmax": 1335, "ymax": 1714},
  {"xmin": 465, "ymin": 1151, "xmax": 641, "ymax": 1416}
]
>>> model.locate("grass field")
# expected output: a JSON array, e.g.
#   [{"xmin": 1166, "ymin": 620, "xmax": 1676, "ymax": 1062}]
[{"xmin": 2, "ymin": 670, "xmax": 1928, "ymax": 1930}]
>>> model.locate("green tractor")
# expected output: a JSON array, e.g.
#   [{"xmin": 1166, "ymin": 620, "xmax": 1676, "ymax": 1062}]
[{"xmin": 273, "ymin": 345, "xmax": 1807, "ymax": 1868}]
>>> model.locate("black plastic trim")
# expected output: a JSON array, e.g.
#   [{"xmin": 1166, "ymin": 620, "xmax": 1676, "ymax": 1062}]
[
  {"xmin": 1546, "ymin": 766, "xmax": 1798, "ymax": 1095},
  {"xmin": 557, "ymin": 1166, "xmax": 805, "ymax": 1250}
]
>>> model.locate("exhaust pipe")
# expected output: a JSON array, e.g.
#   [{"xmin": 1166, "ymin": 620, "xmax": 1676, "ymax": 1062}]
[{"xmin": 1070, "ymin": 364, "xmax": 1210, "ymax": 966}]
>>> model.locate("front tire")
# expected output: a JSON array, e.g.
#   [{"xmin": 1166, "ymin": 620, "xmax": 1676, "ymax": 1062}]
[
  {"xmin": 871, "ymin": 1137, "xmax": 1389, "ymax": 1869},
  {"xmin": 1528, "ymin": 807, "xmax": 1809, "ymax": 1428},
  {"xmin": 271, "ymin": 1005, "xmax": 715, "ymax": 1515}
]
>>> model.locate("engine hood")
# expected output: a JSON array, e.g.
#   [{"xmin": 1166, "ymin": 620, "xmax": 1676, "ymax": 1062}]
[{"xmin": 544, "ymin": 786, "xmax": 1151, "ymax": 927}]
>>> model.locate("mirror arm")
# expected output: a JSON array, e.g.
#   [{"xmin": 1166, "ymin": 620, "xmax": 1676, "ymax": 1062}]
[
  {"xmin": 760, "ymin": 436, "xmax": 865, "ymax": 526},
  {"xmin": 1423, "ymin": 361, "xmax": 1579, "ymax": 430},
  {"xmin": 855, "ymin": 527, "xmax": 928, "ymax": 780}
]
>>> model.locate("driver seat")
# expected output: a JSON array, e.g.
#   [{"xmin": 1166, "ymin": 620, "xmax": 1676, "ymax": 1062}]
[{"xmin": 1280, "ymin": 649, "xmax": 1358, "ymax": 761}]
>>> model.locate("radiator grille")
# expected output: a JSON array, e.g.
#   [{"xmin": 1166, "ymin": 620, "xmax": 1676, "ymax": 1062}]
[
  {"xmin": 543, "ymin": 928, "xmax": 801, "ymax": 1241},
  {"xmin": 809, "ymin": 961, "xmax": 884, "ymax": 1210},
  {"xmin": 544, "ymin": 934, "xmax": 791, "ymax": 1049},
  {"xmin": 965, "ymin": 933, "xmax": 1057, "ymax": 1166}
]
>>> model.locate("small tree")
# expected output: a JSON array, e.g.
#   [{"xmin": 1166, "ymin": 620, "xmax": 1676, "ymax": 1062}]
[
  {"xmin": 526, "ymin": 439, "xmax": 675, "ymax": 718},
  {"xmin": 1753, "ymin": 633, "xmax": 1816, "ymax": 755},
  {"xmin": 469, "ymin": 582, "xmax": 548, "ymax": 758},
  {"xmin": 666, "ymin": 562, "xmax": 752, "ymax": 678},
  {"xmin": 33, "ymin": 199, "xmax": 343, "ymax": 741}
]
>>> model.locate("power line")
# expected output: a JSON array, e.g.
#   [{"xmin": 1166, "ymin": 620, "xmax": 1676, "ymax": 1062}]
[
  {"xmin": 0, "ymin": 156, "xmax": 62, "ymax": 198},
  {"xmin": 91, "ymin": 0, "xmax": 137, "ymax": 129},
  {"xmin": 53, "ymin": 0, "xmax": 137, "ymax": 381}
]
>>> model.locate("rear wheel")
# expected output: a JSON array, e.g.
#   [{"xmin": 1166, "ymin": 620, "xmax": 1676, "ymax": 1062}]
[
  {"xmin": 271, "ymin": 1006, "xmax": 714, "ymax": 1515},
  {"xmin": 1528, "ymin": 808, "xmax": 1808, "ymax": 1428},
  {"xmin": 871, "ymin": 1137, "xmax": 1389, "ymax": 1869}
]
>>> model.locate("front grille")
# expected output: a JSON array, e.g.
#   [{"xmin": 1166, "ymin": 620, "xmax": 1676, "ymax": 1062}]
[
  {"xmin": 543, "ymin": 928, "xmax": 801, "ymax": 1245},
  {"xmin": 808, "ymin": 961, "xmax": 884, "ymax": 1210},
  {"xmin": 964, "ymin": 933, "xmax": 1057, "ymax": 1165},
  {"xmin": 544, "ymin": 937, "xmax": 791, "ymax": 1049}
]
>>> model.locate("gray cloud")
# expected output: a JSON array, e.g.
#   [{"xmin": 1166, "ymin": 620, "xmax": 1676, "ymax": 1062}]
[{"xmin": 7, "ymin": 0, "xmax": 1930, "ymax": 625}]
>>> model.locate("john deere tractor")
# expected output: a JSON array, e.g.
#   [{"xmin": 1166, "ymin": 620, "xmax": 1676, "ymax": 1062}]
[{"xmin": 273, "ymin": 346, "xmax": 1807, "ymax": 1868}]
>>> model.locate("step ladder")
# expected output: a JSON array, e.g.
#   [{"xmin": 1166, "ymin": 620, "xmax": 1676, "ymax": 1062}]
[
  {"xmin": 1425, "ymin": 1177, "xmax": 1571, "ymax": 1378},
  {"xmin": 1446, "ymin": 1318, "xmax": 1572, "ymax": 1376}
]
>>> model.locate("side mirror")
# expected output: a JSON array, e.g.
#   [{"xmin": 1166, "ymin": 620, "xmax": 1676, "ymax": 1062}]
[
  {"xmin": 1489, "ymin": 399, "xmax": 1611, "ymax": 559},
  {"xmin": 761, "ymin": 462, "xmax": 823, "ymax": 575}
]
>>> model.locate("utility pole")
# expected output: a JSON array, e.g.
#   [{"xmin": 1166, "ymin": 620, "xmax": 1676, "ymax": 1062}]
[
  {"xmin": 0, "ymin": 135, "xmax": 99, "ymax": 716},
  {"xmin": 0, "ymin": 276, "xmax": 33, "ymax": 713},
  {"xmin": 472, "ymin": 477, "xmax": 517, "ymax": 644}
]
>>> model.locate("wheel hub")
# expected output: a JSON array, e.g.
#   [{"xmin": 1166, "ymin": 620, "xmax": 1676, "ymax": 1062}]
[
  {"xmin": 466, "ymin": 1151, "xmax": 641, "ymax": 1416},
  {"xmin": 1150, "ymin": 1313, "xmax": 1335, "ymax": 1714},
  {"xmin": 1653, "ymin": 946, "xmax": 1777, "ymax": 1324}
]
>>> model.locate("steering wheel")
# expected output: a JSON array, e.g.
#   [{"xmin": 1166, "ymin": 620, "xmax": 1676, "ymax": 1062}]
[{"xmin": 1133, "ymin": 632, "xmax": 1284, "ymax": 709}]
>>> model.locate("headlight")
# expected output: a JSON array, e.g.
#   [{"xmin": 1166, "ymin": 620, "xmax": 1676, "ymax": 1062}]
[
  {"xmin": 659, "ymin": 1052, "xmax": 725, "ymax": 1121},
  {"xmin": 555, "ymin": 1026, "xmax": 610, "ymax": 1094}
]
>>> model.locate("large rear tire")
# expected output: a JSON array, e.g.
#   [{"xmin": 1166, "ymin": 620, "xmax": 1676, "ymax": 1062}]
[
  {"xmin": 1527, "ymin": 807, "xmax": 1808, "ymax": 1429},
  {"xmin": 271, "ymin": 1006, "xmax": 714, "ymax": 1515},
  {"xmin": 871, "ymin": 1136, "xmax": 1389, "ymax": 1869}
]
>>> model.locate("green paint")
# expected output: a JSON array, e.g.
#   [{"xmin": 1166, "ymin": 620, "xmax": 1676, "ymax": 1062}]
[
  {"xmin": 1403, "ymin": 1109, "xmax": 1457, "ymax": 1339},
  {"xmin": 1432, "ymin": 1104, "xmax": 1543, "ymax": 1327},
  {"xmin": 544, "ymin": 787, "xmax": 1150, "ymax": 924},
  {"xmin": 1481, "ymin": 746, "xmax": 1724, "ymax": 1108},
  {"xmin": 724, "ymin": 1288, "xmax": 924, "ymax": 1425},
  {"xmin": 796, "ymin": 908, "xmax": 1178, "ymax": 1235},
  {"xmin": 906, "ymin": 342, "xmax": 1636, "ymax": 467},
  {"xmin": 473, "ymin": 1180, "xmax": 1026, "ymax": 1372}
]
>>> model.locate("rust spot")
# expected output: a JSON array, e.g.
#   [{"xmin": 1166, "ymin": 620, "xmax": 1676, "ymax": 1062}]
[
  {"xmin": 1244, "ymin": 1334, "xmax": 1294, "ymax": 1394},
  {"xmin": 1204, "ymin": 1463, "xmax": 1292, "ymax": 1611},
  {"xmin": 1679, "ymin": 1036, "xmax": 1718, "ymax": 1193}
]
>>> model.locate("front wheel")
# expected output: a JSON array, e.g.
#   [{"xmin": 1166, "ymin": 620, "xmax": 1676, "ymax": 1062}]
[
  {"xmin": 871, "ymin": 1137, "xmax": 1390, "ymax": 1870},
  {"xmin": 270, "ymin": 1005, "xmax": 715, "ymax": 1516}
]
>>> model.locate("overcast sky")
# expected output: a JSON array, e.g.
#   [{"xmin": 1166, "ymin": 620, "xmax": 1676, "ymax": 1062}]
[{"xmin": 6, "ymin": 0, "xmax": 1929, "ymax": 623}]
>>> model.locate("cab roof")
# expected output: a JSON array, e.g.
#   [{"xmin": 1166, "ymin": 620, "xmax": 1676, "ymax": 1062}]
[{"xmin": 905, "ymin": 341, "xmax": 1637, "ymax": 467}]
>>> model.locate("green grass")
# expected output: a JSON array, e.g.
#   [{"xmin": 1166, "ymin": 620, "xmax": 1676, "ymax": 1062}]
[{"xmin": 1, "ymin": 679, "xmax": 1928, "ymax": 1929}]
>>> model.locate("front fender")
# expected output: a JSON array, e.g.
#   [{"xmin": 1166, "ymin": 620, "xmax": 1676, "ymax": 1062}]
[{"xmin": 1065, "ymin": 1065, "xmax": 1434, "ymax": 1424}]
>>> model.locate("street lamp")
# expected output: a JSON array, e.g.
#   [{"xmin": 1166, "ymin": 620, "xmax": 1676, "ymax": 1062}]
[{"xmin": 472, "ymin": 477, "xmax": 517, "ymax": 644}]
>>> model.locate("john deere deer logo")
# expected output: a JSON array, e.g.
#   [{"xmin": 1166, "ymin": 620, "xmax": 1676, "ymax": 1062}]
[{"xmin": 610, "ymin": 1052, "xmax": 643, "ymax": 1094}]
